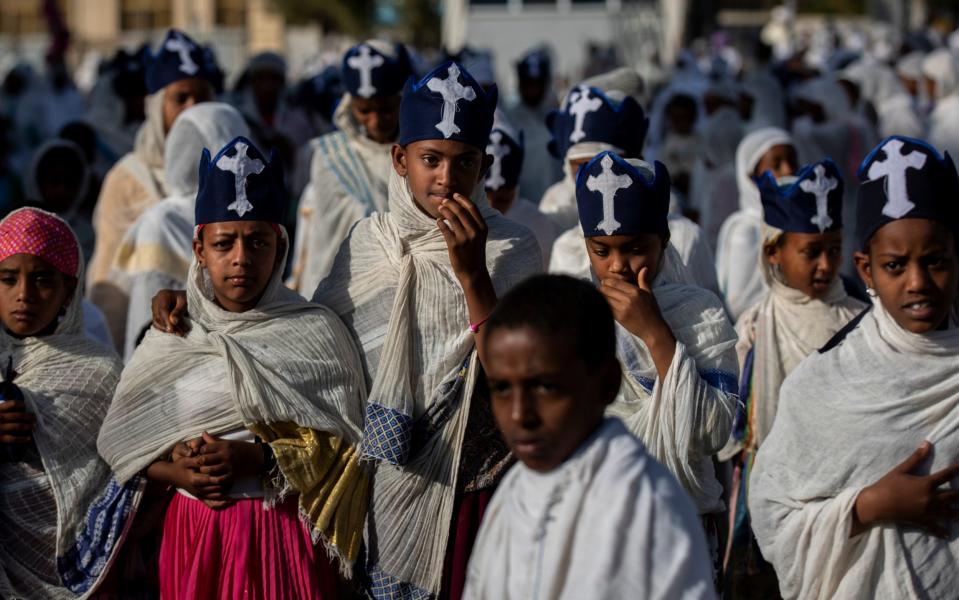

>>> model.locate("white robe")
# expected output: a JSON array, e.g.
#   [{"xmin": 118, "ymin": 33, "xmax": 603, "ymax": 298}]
[
  {"xmin": 505, "ymin": 198, "xmax": 556, "ymax": 269},
  {"xmin": 503, "ymin": 98, "xmax": 563, "ymax": 206},
  {"xmin": 749, "ymin": 299, "xmax": 959, "ymax": 599},
  {"xmin": 463, "ymin": 418, "xmax": 716, "ymax": 600},
  {"xmin": 290, "ymin": 97, "xmax": 392, "ymax": 296}
]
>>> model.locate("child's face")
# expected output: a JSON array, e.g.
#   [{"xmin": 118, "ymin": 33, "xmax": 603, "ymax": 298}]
[
  {"xmin": 766, "ymin": 231, "xmax": 843, "ymax": 299},
  {"xmin": 485, "ymin": 186, "xmax": 518, "ymax": 215},
  {"xmin": 585, "ymin": 233, "xmax": 667, "ymax": 285},
  {"xmin": 566, "ymin": 156, "xmax": 591, "ymax": 180},
  {"xmin": 193, "ymin": 221, "xmax": 282, "ymax": 313},
  {"xmin": 0, "ymin": 254, "xmax": 75, "ymax": 337},
  {"xmin": 162, "ymin": 77, "xmax": 214, "ymax": 132},
  {"xmin": 753, "ymin": 144, "xmax": 798, "ymax": 180},
  {"xmin": 484, "ymin": 324, "xmax": 618, "ymax": 472},
  {"xmin": 855, "ymin": 218, "xmax": 959, "ymax": 333},
  {"xmin": 350, "ymin": 95, "xmax": 401, "ymax": 144},
  {"xmin": 392, "ymin": 140, "xmax": 491, "ymax": 219}
]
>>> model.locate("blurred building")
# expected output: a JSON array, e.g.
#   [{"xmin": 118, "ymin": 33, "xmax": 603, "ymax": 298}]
[{"xmin": 0, "ymin": 0, "xmax": 318, "ymax": 80}]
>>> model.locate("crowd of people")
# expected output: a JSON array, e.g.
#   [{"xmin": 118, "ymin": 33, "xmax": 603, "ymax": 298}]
[{"xmin": 0, "ymin": 13, "xmax": 958, "ymax": 600}]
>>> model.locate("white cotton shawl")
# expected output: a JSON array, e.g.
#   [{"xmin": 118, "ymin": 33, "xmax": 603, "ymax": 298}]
[
  {"xmin": 290, "ymin": 96, "xmax": 393, "ymax": 296},
  {"xmin": 98, "ymin": 230, "xmax": 367, "ymax": 489},
  {"xmin": 313, "ymin": 168, "xmax": 542, "ymax": 595},
  {"xmin": 749, "ymin": 297, "xmax": 959, "ymax": 599},
  {"xmin": 125, "ymin": 89, "xmax": 168, "ymax": 199},
  {"xmin": 112, "ymin": 102, "xmax": 250, "ymax": 360},
  {"xmin": 463, "ymin": 418, "xmax": 716, "ymax": 600},
  {"xmin": 729, "ymin": 224, "xmax": 865, "ymax": 454},
  {"xmin": 610, "ymin": 249, "xmax": 738, "ymax": 514},
  {"xmin": 715, "ymin": 127, "xmax": 793, "ymax": 321},
  {"xmin": 0, "ymin": 209, "xmax": 135, "ymax": 600}
]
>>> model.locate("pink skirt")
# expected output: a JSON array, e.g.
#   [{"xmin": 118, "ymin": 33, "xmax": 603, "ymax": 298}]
[{"xmin": 159, "ymin": 494, "xmax": 337, "ymax": 599}]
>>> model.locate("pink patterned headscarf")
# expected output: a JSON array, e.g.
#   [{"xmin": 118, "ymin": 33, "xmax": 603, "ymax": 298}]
[{"xmin": 0, "ymin": 208, "xmax": 80, "ymax": 277}]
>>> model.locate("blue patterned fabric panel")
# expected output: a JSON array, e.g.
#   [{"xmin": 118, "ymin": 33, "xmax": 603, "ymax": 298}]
[
  {"xmin": 58, "ymin": 475, "xmax": 142, "ymax": 594},
  {"xmin": 316, "ymin": 131, "xmax": 377, "ymax": 215},
  {"xmin": 363, "ymin": 403, "xmax": 414, "ymax": 465},
  {"xmin": 367, "ymin": 564, "xmax": 434, "ymax": 600}
]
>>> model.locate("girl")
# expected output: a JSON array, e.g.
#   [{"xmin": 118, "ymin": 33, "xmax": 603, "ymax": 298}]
[
  {"xmin": 716, "ymin": 127, "xmax": 799, "ymax": 320},
  {"xmin": 722, "ymin": 159, "xmax": 865, "ymax": 597},
  {"xmin": 0, "ymin": 208, "xmax": 139, "ymax": 599},
  {"xmin": 98, "ymin": 137, "xmax": 369, "ymax": 598},
  {"xmin": 573, "ymin": 150, "xmax": 739, "ymax": 581},
  {"xmin": 88, "ymin": 28, "xmax": 216, "ymax": 349},
  {"xmin": 749, "ymin": 136, "xmax": 959, "ymax": 598}
]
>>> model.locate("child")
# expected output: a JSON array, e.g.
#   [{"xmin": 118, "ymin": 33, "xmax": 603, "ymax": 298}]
[
  {"xmin": 89, "ymin": 28, "xmax": 216, "ymax": 350},
  {"xmin": 722, "ymin": 159, "xmax": 865, "ymax": 596},
  {"xmin": 291, "ymin": 40, "xmax": 413, "ymax": 294},
  {"xmin": 716, "ymin": 127, "xmax": 799, "ymax": 320},
  {"xmin": 484, "ymin": 120, "xmax": 556, "ymax": 267},
  {"xmin": 0, "ymin": 208, "xmax": 139, "ymax": 599},
  {"xmin": 749, "ymin": 136, "xmax": 959, "ymax": 598},
  {"xmin": 97, "ymin": 137, "xmax": 369, "ymax": 598},
  {"xmin": 464, "ymin": 274, "xmax": 715, "ymax": 599},
  {"xmin": 150, "ymin": 61, "xmax": 543, "ymax": 599},
  {"xmin": 573, "ymin": 150, "xmax": 739, "ymax": 579}
]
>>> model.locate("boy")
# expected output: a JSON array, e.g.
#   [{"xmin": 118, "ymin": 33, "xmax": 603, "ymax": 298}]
[
  {"xmin": 484, "ymin": 121, "xmax": 556, "ymax": 267},
  {"xmin": 464, "ymin": 274, "xmax": 715, "ymax": 599},
  {"xmin": 291, "ymin": 41, "xmax": 413, "ymax": 294},
  {"xmin": 573, "ymin": 150, "xmax": 739, "ymax": 578}
]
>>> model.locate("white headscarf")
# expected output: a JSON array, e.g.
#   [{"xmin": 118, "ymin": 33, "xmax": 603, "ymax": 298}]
[
  {"xmin": 129, "ymin": 89, "xmax": 168, "ymax": 198},
  {"xmin": 921, "ymin": 48, "xmax": 959, "ymax": 102},
  {"xmin": 690, "ymin": 106, "xmax": 743, "ymax": 247}
]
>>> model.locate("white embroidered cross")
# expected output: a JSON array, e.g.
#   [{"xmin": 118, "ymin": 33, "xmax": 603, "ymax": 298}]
[
  {"xmin": 164, "ymin": 32, "xmax": 199, "ymax": 76},
  {"xmin": 568, "ymin": 87, "xmax": 603, "ymax": 143},
  {"xmin": 426, "ymin": 64, "xmax": 477, "ymax": 138},
  {"xmin": 866, "ymin": 139, "xmax": 927, "ymax": 219},
  {"xmin": 216, "ymin": 142, "xmax": 265, "ymax": 218},
  {"xmin": 800, "ymin": 164, "xmax": 838, "ymax": 232},
  {"xmin": 347, "ymin": 45, "xmax": 385, "ymax": 98},
  {"xmin": 485, "ymin": 131, "xmax": 511, "ymax": 190},
  {"xmin": 587, "ymin": 154, "xmax": 632, "ymax": 235}
]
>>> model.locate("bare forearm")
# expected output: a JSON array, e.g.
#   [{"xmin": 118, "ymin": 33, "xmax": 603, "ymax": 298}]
[
  {"xmin": 640, "ymin": 322, "xmax": 676, "ymax": 381},
  {"xmin": 459, "ymin": 270, "xmax": 497, "ymax": 362},
  {"xmin": 146, "ymin": 460, "xmax": 177, "ymax": 487}
]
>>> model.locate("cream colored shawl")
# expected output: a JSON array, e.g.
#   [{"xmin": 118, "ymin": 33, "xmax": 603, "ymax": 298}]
[
  {"xmin": 313, "ymin": 168, "xmax": 542, "ymax": 596},
  {"xmin": 749, "ymin": 298, "xmax": 959, "ymax": 599},
  {"xmin": 98, "ymin": 229, "xmax": 370, "ymax": 566},
  {"xmin": 0, "ymin": 209, "xmax": 139, "ymax": 599}
]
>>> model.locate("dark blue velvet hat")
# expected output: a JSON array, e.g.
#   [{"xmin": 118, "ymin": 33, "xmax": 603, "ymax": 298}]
[
  {"xmin": 758, "ymin": 159, "xmax": 844, "ymax": 233},
  {"xmin": 485, "ymin": 127, "xmax": 524, "ymax": 191},
  {"xmin": 398, "ymin": 61, "xmax": 498, "ymax": 149},
  {"xmin": 145, "ymin": 29, "xmax": 214, "ymax": 94},
  {"xmin": 196, "ymin": 137, "xmax": 286, "ymax": 226},
  {"xmin": 856, "ymin": 136, "xmax": 959, "ymax": 248},
  {"xmin": 516, "ymin": 49, "xmax": 551, "ymax": 82},
  {"xmin": 575, "ymin": 151, "xmax": 670, "ymax": 238},
  {"xmin": 546, "ymin": 86, "xmax": 648, "ymax": 159},
  {"xmin": 342, "ymin": 42, "xmax": 412, "ymax": 99}
]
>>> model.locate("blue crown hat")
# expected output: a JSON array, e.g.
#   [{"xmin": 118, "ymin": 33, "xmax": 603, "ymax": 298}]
[
  {"xmin": 145, "ymin": 29, "xmax": 214, "ymax": 94},
  {"xmin": 196, "ymin": 137, "xmax": 286, "ymax": 226},
  {"xmin": 398, "ymin": 61, "xmax": 498, "ymax": 150},
  {"xmin": 342, "ymin": 42, "xmax": 412, "ymax": 99},
  {"xmin": 575, "ymin": 151, "xmax": 670, "ymax": 238},
  {"xmin": 856, "ymin": 135, "xmax": 959, "ymax": 249},
  {"xmin": 485, "ymin": 127, "xmax": 524, "ymax": 191},
  {"xmin": 546, "ymin": 86, "xmax": 648, "ymax": 159},
  {"xmin": 516, "ymin": 49, "xmax": 551, "ymax": 82},
  {"xmin": 758, "ymin": 159, "xmax": 844, "ymax": 234}
]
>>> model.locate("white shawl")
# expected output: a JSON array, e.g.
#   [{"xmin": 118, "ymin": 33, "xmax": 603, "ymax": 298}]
[
  {"xmin": 313, "ymin": 168, "xmax": 542, "ymax": 596},
  {"xmin": 463, "ymin": 418, "xmax": 716, "ymax": 600},
  {"xmin": 0, "ymin": 210, "xmax": 139, "ymax": 599},
  {"xmin": 749, "ymin": 299, "xmax": 959, "ymax": 599},
  {"xmin": 290, "ymin": 96, "xmax": 393, "ymax": 296},
  {"xmin": 610, "ymin": 249, "xmax": 739, "ymax": 514},
  {"xmin": 728, "ymin": 224, "xmax": 865, "ymax": 455}
]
